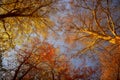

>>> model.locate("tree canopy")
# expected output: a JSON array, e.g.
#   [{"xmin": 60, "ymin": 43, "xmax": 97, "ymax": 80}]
[
  {"xmin": 0, "ymin": 0, "xmax": 55, "ymax": 52},
  {"xmin": 0, "ymin": 0, "xmax": 120, "ymax": 80}
]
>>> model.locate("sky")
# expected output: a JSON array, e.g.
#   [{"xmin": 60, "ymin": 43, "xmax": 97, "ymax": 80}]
[{"xmin": 2, "ymin": 0, "xmax": 101, "ymax": 70}]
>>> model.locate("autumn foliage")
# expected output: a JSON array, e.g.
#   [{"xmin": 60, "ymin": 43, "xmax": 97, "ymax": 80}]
[
  {"xmin": 11, "ymin": 38, "xmax": 71, "ymax": 80},
  {"xmin": 0, "ymin": 0, "xmax": 120, "ymax": 80}
]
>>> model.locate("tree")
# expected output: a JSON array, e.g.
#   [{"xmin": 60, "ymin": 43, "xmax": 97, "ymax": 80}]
[
  {"xmin": 99, "ymin": 43, "xmax": 120, "ymax": 80},
  {"xmin": 1, "ymin": 0, "xmax": 119, "ymax": 79},
  {"xmin": 0, "ymin": 0, "xmax": 56, "ymax": 68},
  {"xmin": 57, "ymin": 0, "xmax": 120, "ymax": 79},
  {"xmin": 0, "ymin": 0, "xmax": 56, "ymax": 51},
  {"xmin": 11, "ymin": 38, "xmax": 72, "ymax": 80},
  {"xmin": 71, "ymin": 1, "xmax": 120, "ymax": 79},
  {"xmin": 13, "ymin": 37, "xmax": 99, "ymax": 80}
]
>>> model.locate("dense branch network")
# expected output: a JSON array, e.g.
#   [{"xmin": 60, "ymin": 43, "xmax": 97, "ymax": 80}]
[{"xmin": 0, "ymin": 0, "xmax": 56, "ymax": 52}]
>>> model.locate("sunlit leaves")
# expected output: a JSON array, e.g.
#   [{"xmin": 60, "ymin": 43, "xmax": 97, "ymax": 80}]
[
  {"xmin": 0, "ymin": 31, "xmax": 11, "ymax": 52},
  {"xmin": 0, "ymin": 0, "xmax": 55, "ymax": 52}
]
